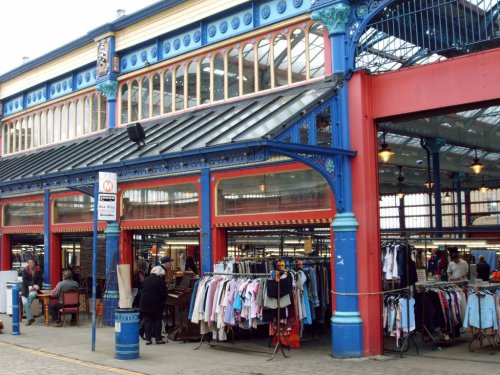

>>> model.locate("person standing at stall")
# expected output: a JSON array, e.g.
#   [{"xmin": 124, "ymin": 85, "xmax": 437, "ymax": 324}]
[
  {"xmin": 140, "ymin": 266, "xmax": 167, "ymax": 345},
  {"xmin": 21, "ymin": 258, "xmax": 44, "ymax": 326},
  {"xmin": 476, "ymin": 255, "xmax": 491, "ymax": 282},
  {"xmin": 447, "ymin": 253, "xmax": 469, "ymax": 281}
]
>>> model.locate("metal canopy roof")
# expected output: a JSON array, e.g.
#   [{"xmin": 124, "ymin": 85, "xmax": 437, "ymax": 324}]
[
  {"xmin": 378, "ymin": 103, "xmax": 500, "ymax": 194},
  {"xmin": 0, "ymin": 82, "xmax": 336, "ymax": 190}
]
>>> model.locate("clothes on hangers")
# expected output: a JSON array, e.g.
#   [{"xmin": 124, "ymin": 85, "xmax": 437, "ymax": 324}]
[{"xmin": 382, "ymin": 294, "xmax": 415, "ymax": 347}]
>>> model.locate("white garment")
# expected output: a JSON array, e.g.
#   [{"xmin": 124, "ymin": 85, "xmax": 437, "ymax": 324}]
[{"xmin": 447, "ymin": 259, "xmax": 469, "ymax": 280}]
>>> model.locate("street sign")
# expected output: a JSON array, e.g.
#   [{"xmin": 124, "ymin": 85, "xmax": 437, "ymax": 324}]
[
  {"xmin": 97, "ymin": 193, "xmax": 117, "ymax": 221},
  {"xmin": 99, "ymin": 172, "xmax": 117, "ymax": 194}
]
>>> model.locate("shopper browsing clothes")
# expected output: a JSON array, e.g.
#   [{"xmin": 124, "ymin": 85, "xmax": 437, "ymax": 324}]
[
  {"xmin": 140, "ymin": 266, "xmax": 167, "ymax": 345},
  {"xmin": 447, "ymin": 253, "xmax": 469, "ymax": 281},
  {"xmin": 21, "ymin": 258, "xmax": 44, "ymax": 326}
]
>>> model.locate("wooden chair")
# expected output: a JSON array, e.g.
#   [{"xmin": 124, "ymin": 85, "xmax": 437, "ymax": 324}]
[{"xmin": 58, "ymin": 290, "xmax": 80, "ymax": 326}]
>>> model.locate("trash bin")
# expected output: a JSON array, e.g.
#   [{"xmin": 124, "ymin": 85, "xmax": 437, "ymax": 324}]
[{"xmin": 114, "ymin": 308, "xmax": 140, "ymax": 360}]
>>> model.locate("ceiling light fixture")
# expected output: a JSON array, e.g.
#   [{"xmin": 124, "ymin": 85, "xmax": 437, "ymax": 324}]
[
  {"xmin": 443, "ymin": 192, "xmax": 451, "ymax": 203},
  {"xmin": 378, "ymin": 131, "xmax": 395, "ymax": 163},
  {"xmin": 479, "ymin": 177, "xmax": 489, "ymax": 193},
  {"xmin": 396, "ymin": 166, "xmax": 405, "ymax": 199},
  {"xmin": 470, "ymin": 149, "xmax": 485, "ymax": 174}
]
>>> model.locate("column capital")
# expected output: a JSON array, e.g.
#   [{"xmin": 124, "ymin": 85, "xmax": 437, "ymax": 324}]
[
  {"xmin": 312, "ymin": 2, "xmax": 352, "ymax": 35},
  {"xmin": 104, "ymin": 222, "xmax": 120, "ymax": 237},
  {"xmin": 425, "ymin": 137, "xmax": 446, "ymax": 153},
  {"xmin": 331, "ymin": 212, "xmax": 359, "ymax": 232},
  {"xmin": 96, "ymin": 79, "xmax": 118, "ymax": 100}
]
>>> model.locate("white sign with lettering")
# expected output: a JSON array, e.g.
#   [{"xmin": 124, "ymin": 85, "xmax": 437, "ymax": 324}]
[{"xmin": 98, "ymin": 193, "xmax": 117, "ymax": 221}]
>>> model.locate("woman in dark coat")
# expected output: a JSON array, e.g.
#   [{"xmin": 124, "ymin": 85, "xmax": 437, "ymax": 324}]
[{"xmin": 139, "ymin": 265, "xmax": 167, "ymax": 344}]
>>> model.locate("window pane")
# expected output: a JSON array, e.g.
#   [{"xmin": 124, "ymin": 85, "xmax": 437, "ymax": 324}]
[
  {"xmin": 187, "ymin": 62, "xmax": 197, "ymax": 108},
  {"xmin": 99, "ymin": 93, "xmax": 106, "ymax": 130},
  {"xmin": 163, "ymin": 70, "xmax": 173, "ymax": 114},
  {"xmin": 4, "ymin": 201, "xmax": 44, "ymax": 226},
  {"xmin": 92, "ymin": 94, "xmax": 98, "ymax": 132},
  {"xmin": 33, "ymin": 115, "xmax": 40, "ymax": 147},
  {"xmin": 53, "ymin": 195, "xmax": 94, "ymax": 224},
  {"xmin": 316, "ymin": 107, "xmax": 331, "ymax": 147},
  {"xmin": 257, "ymin": 39, "xmax": 271, "ymax": 91},
  {"xmin": 242, "ymin": 44, "xmax": 255, "ymax": 95},
  {"xmin": 309, "ymin": 23, "xmax": 325, "ymax": 79},
  {"xmin": 20, "ymin": 118, "xmax": 27, "ymax": 150},
  {"xmin": 84, "ymin": 97, "xmax": 91, "ymax": 134},
  {"xmin": 120, "ymin": 83, "xmax": 129, "ymax": 124},
  {"xmin": 131, "ymin": 80, "xmax": 139, "ymax": 121},
  {"xmin": 299, "ymin": 122, "xmax": 309, "ymax": 144},
  {"xmin": 175, "ymin": 66, "xmax": 185, "ymax": 111},
  {"xmin": 141, "ymin": 77, "xmax": 150, "ymax": 120},
  {"xmin": 213, "ymin": 54, "xmax": 225, "ymax": 101},
  {"xmin": 76, "ymin": 100, "xmax": 84, "ymax": 136},
  {"xmin": 68, "ymin": 102, "xmax": 75, "ymax": 139},
  {"xmin": 61, "ymin": 104, "xmax": 68, "ymax": 141},
  {"xmin": 228, "ymin": 49, "xmax": 239, "ymax": 98},
  {"xmin": 273, "ymin": 34, "xmax": 288, "ymax": 87},
  {"xmin": 47, "ymin": 110, "xmax": 53, "ymax": 144},
  {"xmin": 152, "ymin": 73, "xmax": 161, "ymax": 117},
  {"xmin": 122, "ymin": 183, "xmax": 199, "ymax": 220},
  {"xmin": 27, "ymin": 116, "xmax": 33, "ymax": 149},
  {"xmin": 217, "ymin": 169, "xmax": 331, "ymax": 215},
  {"xmin": 53, "ymin": 107, "xmax": 60, "ymax": 142},
  {"xmin": 290, "ymin": 28, "xmax": 306, "ymax": 83},
  {"xmin": 200, "ymin": 57, "xmax": 211, "ymax": 104}
]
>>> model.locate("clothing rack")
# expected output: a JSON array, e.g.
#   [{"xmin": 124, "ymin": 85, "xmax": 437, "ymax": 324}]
[
  {"xmin": 467, "ymin": 283, "xmax": 500, "ymax": 354},
  {"xmin": 415, "ymin": 280, "xmax": 469, "ymax": 347},
  {"xmin": 382, "ymin": 238, "xmax": 419, "ymax": 357},
  {"xmin": 194, "ymin": 271, "xmax": 289, "ymax": 361}
]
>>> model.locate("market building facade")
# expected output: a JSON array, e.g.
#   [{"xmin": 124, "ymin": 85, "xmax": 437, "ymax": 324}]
[{"xmin": 1, "ymin": 0, "xmax": 499, "ymax": 358}]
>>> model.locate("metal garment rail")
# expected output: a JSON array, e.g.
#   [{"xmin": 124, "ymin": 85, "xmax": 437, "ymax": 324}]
[
  {"xmin": 467, "ymin": 283, "xmax": 500, "ymax": 354},
  {"xmin": 194, "ymin": 271, "xmax": 290, "ymax": 361}
]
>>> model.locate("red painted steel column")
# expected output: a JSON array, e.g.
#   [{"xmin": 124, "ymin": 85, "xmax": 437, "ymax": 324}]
[
  {"xmin": 348, "ymin": 71, "xmax": 383, "ymax": 356},
  {"xmin": 49, "ymin": 233, "xmax": 61, "ymax": 288},
  {"xmin": 1, "ymin": 234, "xmax": 11, "ymax": 271},
  {"xmin": 120, "ymin": 230, "xmax": 133, "ymax": 266},
  {"xmin": 211, "ymin": 227, "xmax": 227, "ymax": 265}
]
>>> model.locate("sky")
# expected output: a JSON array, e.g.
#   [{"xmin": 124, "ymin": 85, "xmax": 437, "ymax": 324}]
[{"xmin": 0, "ymin": 0, "xmax": 160, "ymax": 75}]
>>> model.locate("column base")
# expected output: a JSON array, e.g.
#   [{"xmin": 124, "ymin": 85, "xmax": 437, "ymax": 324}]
[{"xmin": 331, "ymin": 312, "xmax": 363, "ymax": 358}]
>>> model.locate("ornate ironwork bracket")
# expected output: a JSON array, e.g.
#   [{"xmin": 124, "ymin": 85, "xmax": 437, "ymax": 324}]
[
  {"xmin": 96, "ymin": 79, "xmax": 118, "ymax": 100},
  {"xmin": 268, "ymin": 141, "xmax": 355, "ymax": 213}
]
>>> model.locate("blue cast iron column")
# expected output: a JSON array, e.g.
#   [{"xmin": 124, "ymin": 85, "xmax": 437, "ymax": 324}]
[
  {"xmin": 103, "ymin": 222, "xmax": 120, "ymax": 326},
  {"xmin": 43, "ymin": 189, "xmax": 51, "ymax": 290},
  {"xmin": 453, "ymin": 173, "xmax": 464, "ymax": 237},
  {"xmin": 200, "ymin": 169, "xmax": 212, "ymax": 273},
  {"xmin": 427, "ymin": 138, "xmax": 446, "ymax": 237},
  {"xmin": 313, "ymin": 1, "xmax": 363, "ymax": 357}
]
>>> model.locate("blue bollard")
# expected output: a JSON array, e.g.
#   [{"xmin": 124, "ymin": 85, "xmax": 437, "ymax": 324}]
[{"xmin": 11, "ymin": 283, "xmax": 21, "ymax": 336}]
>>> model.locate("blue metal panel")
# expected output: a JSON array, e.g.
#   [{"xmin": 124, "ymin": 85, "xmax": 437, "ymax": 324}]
[
  {"xmin": 258, "ymin": 0, "xmax": 309, "ymax": 28},
  {"xmin": 3, "ymin": 95, "xmax": 24, "ymax": 117},
  {"xmin": 200, "ymin": 168, "xmax": 212, "ymax": 273},
  {"xmin": 76, "ymin": 67, "xmax": 98, "ymax": 91},
  {"xmin": 121, "ymin": 43, "xmax": 160, "ymax": 74},
  {"xmin": 25, "ymin": 87, "xmax": 47, "ymax": 109},
  {"xmin": 206, "ymin": 8, "xmax": 254, "ymax": 45},
  {"xmin": 49, "ymin": 76, "xmax": 74, "ymax": 100},
  {"xmin": 158, "ymin": 28, "xmax": 202, "ymax": 66}
]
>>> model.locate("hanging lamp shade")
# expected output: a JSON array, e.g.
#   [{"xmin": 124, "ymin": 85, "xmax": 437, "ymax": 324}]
[
  {"xmin": 470, "ymin": 158, "xmax": 485, "ymax": 174},
  {"xmin": 397, "ymin": 190, "xmax": 405, "ymax": 199},
  {"xmin": 424, "ymin": 179, "xmax": 434, "ymax": 188},
  {"xmin": 443, "ymin": 192, "xmax": 451, "ymax": 202},
  {"xmin": 479, "ymin": 177, "xmax": 489, "ymax": 193},
  {"xmin": 378, "ymin": 143, "xmax": 395, "ymax": 163}
]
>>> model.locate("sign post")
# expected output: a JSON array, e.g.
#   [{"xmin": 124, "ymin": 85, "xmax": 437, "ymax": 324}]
[{"xmin": 92, "ymin": 172, "xmax": 118, "ymax": 352}]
